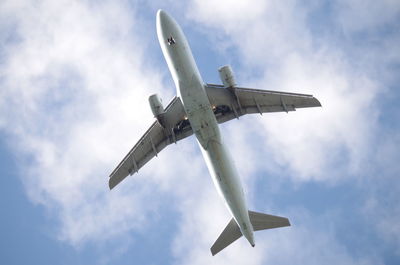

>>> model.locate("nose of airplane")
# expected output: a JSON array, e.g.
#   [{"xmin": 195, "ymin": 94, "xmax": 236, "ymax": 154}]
[
  {"xmin": 156, "ymin": 9, "xmax": 178, "ymax": 44},
  {"xmin": 156, "ymin": 9, "xmax": 169, "ymax": 36},
  {"xmin": 156, "ymin": 9, "xmax": 166, "ymax": 39},
  {"xmin": 157, "ymin": 9, "xmax": 164, "ymax": 20},
  {"xmin": 157, "ymin": 9, "xmax": 168, "ymax": 27}
]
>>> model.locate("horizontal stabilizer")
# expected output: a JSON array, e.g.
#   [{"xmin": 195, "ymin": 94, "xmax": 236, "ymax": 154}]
[
  {"xmin": 248, "ymin": 210, "xmax": 291, "ymax": 231},
  {"xmin": 210, "ymin": 211, "xmax": 290, "ymax": 256},
  {"xmin": 211, "ymin": 218, "xmax": 242, "ymax": 256}
]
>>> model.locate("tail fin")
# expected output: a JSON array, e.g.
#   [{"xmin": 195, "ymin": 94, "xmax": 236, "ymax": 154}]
[{"xmin": 210, "ymin": 211, "xmax": 290, "ymax": 256}]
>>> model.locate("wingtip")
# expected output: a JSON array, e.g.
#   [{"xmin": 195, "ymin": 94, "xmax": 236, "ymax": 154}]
[
  {"xmin": 108, "ymin": 179, "xmax": 116, "ymax": 190},
  {"xmin": 314, "ymin": 97, "xmax": 322, "ymax": 107},
  {"xmin": 211, "ymin": 247, "xmax": 218, "ymax": 256}
]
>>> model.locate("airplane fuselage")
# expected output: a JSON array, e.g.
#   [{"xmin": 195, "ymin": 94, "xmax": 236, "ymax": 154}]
[{"xmin": 156, "ymin": 10, "xmax": 255, "ymax": 246}]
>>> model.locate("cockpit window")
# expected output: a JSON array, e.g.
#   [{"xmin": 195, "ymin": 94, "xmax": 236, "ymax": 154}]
[{"xmin": 167, "ymin": 36, "xmax": 176, "ymax": 45}]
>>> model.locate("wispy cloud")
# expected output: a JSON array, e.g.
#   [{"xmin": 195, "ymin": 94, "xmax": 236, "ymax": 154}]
[
  {"xmin": 185, "ymin": 0, "xmax": 386, "ymax": 181},
  {"xmin": 0, "ymin": 0, "xmax": 178, "ymax": 247},
  {"xmin": 175, "ymin": 0, "xmax": 399, "ymax": 263},
  {"xmin": 1, "ymin": 0, "xmax": 399, "ymax": 264}
]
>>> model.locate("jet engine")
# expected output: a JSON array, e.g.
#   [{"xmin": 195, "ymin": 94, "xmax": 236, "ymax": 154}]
[
  {"xmin": 148, "ymin": 94, "xmax": 165, "ymax": 117},
  {"xmin": 218, "ymin": 65, "xmax": 236, "ymax": 87}
]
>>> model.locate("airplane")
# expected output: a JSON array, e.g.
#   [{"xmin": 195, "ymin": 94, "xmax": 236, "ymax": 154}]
[{"xmin": 109, "ymin": 9, "xmax": 321, "ymax": 255}]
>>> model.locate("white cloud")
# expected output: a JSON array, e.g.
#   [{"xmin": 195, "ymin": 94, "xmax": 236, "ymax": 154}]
[
  {"xmin": 0, "ymin": 0, "xmax": 183, "ymax": 246},
  {"xmin": 185, "ymin": 0, "xmax": 384, "ymax": 183},
  {"xmin": 1, "ymin": 0, "xmax": 399, "ymax": 264},
  {"xmin": 172, "ymin": 189, "xmax": 383, "ymax": 265},
  {"xmin": 170, "ymin": 0, "xmax": 398, "ymax": 263}
]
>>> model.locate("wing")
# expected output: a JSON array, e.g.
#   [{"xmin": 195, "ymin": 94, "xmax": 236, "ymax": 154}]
[
  {"xmin": 109, "ymin": 97, "xmax": 192, "ymax": 190},
  {"xmin": 205, "ymin": 84, "xmax": 321, "ymax": 123}
]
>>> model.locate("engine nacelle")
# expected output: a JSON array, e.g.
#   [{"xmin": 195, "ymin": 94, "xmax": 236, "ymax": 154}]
[
  {"xmin": 218, "ymin": 65, "xmax": 236, "ymax": 87},
  {"xmin": 148, "ymin": 94, "xmax": 164, "ymax": 117}
]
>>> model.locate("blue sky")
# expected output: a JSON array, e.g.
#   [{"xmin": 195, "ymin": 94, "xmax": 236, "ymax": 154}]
[{"xmin": 1, "ymin": 0, "xmax": 399, "ymax": 264}]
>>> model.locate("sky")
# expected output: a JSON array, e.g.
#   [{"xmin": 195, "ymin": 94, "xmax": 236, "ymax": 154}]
[{"xmin": 0, "ymin": 0, "xmax": 399, "ymax": 264}]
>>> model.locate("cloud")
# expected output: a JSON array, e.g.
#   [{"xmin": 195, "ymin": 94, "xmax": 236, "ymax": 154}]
[
  {"xmin": 171, "ymin": 187, "xmax": 383, "ymax": 265},
  {"xmin": 0, "ymin": 0, "xmax": 183, "ymax": 247},
  {"xmin": 185, "ymin": 0, "xmax": 386, "ymax": 183},
  {"xmin": 171, "ymin": 184, "xmax": 266, "ymax": 265},
  {"xmin": 171, "ymin": 0, "xmax": 399, "ymax": 263},
  {"xmin": 262, "ymin": 208, "xmax": 383, "ymax": 265},
  {"xmin": 1, "ymin": 0, "xmax": 399, "ymax": 264}
]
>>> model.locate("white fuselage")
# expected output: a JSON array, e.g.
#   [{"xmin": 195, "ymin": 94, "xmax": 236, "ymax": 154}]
[{"xmin": 156, "ymin": 10, "xmax": 255, "ymax": 246}]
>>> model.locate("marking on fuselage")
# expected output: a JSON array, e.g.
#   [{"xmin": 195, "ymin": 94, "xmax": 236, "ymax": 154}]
[{"xmin": 167, "ymin": 36, "xmax": 176, "ymax": 45}]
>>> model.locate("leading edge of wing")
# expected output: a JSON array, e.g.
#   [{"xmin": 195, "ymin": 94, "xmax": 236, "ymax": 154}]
[
  {"xmin": 206, "ymin": 83, "xmax": 322, "ymax": 98},
  {"xmin": 207, "ymin": 83, "xmax": 321, "ymax": 104},
  {"xmin": 234, "ymin": 86, "xmax": 322, "ymax": 109}
]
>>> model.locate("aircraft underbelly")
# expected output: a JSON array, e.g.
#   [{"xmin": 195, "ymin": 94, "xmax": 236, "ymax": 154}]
[
  {"xmin": 179, "ymin": 77, "xmax": 254, "ymax": 242},
  {"xmin": 164, "ymin": 16, "xmax": 254, "ymax": 243},
  {"xmin": 105, "ymin": 9, "xmax": 299, "ymax": 254}
]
